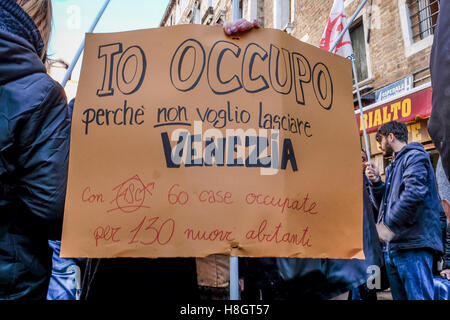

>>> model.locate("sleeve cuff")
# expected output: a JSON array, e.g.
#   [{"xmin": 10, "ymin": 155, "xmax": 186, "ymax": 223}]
[{"xmin": 370, "ymin": 178, "xmax": 383, "ymax": 187}]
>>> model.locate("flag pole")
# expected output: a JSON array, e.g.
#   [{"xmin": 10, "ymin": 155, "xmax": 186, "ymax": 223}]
[
  {"xmin": 351, "ymin": 58, "xmax": 372, "ymax": 164},
  {"xmin": 61, "ymin": 0, "xmax": 111, "ymax": 87},
  {"xmin": 328, "ymin": 0, "xmax": 372, "ymax": 164},
  {"xmin": 229, "ymin": 0, "xmax": 241, "ymax": 301}
]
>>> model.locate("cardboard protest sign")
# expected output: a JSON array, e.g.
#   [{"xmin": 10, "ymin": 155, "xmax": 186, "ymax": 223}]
[{"xmin": 61, "ymin": 25, "xmax": 364, "ymax": 259}]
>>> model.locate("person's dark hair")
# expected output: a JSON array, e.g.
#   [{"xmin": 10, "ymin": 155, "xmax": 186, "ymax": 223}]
[{"xmin": 376, "ymin": 121, "xmax": 408, "ymax": 143}]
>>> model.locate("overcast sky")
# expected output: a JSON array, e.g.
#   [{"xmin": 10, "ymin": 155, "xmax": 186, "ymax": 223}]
[{"xmin": 49, "ymin": 0, "xmax": 170, "ymax": 81}]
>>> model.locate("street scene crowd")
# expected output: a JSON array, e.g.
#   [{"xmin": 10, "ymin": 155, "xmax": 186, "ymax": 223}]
[{"xmin": 0, "ymin": 0, "xmax": 449, "ymax": 301}]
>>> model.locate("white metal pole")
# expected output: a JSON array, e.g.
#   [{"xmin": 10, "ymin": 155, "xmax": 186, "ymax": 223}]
[
  {"xmin": 352, "ymin": 59, "xmax": 372, "ymax": 163},
  {"xmin": 230, "ymin": 0, "xmax": 241, "ymax": 301},
  {"xmin": 230, "ymin": 253, "xmax": 240, "ymax": 300},
  {"xmin": 61, "ymin": 0, "xmax": 111, "ymax": 87}
]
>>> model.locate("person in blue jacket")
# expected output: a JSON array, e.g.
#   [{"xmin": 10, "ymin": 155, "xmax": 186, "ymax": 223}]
[
  {"xmin": 365, "ymin": 121, "xmax": 446, "ymax": 300},
  {"xmin": 0, "ymin": 0, "xmax": 71, "ymax": 299}
]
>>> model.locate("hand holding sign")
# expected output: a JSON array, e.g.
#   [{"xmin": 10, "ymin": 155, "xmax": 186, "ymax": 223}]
[{"xmin": 222, "ymin": 19, "xmax": 260, "ymax": 35}]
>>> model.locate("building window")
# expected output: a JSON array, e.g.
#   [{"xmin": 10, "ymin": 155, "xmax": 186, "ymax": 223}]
[
  {"xmin": 350, "ymin": 20, "xmax": 369, "ymax": 82},
  {"xmin": 407, "ymin": 0, "xmax": 439, "ymax": 42},
  {"xmin": 195, "ymin": 6, "xmax": 201, "ymax": 24},
  {"xmin": 214, "ymin": 12, "xmax": 225, "ymax": 25},
  {"xmin": 399, "ymin": 0, "xmax": 435, "ymax": 57},
  {"xmin": 187, "ymin": 2, "xmax": 201, "ymax": 25},
  {"xmin": 238, "ymin": 0, "xmax": 243, "ymax": 20},
  {"xmin": 187, "ymin": 10, "xmax": 194, "ymax": 23},
  {"xmin": 274, "ymin": 0, "xmax": 291, "ymax": 29},
  {"xmin": 232, "ymin": 0, "xmax": 243, "ymax": 21},
  {"xmin": 248, "ymin": 0, "xmax": 258, "ymax": 21}
]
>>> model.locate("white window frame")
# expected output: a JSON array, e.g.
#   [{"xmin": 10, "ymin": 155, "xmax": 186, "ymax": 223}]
[
  {"xmin": 398, "ymin": 0, "xmax": 434, "ymax": 57},
  {"xmin": 274, "ymin": 0, "xmax": 290, "ymax": 30},
  {"xmin": 290, "ymin": 0, "xmax": 295, "ymax": 23},
  {"xmin": 247, "ymin": 0, "xmax": 258, "ymax": 22},
  {"xmin": 347, "ymin": 5, "xmax": 374, "ymax": 86},
  {"xmin": 239, "ymin": 0, "xmax": 243, "ymax": 20}
]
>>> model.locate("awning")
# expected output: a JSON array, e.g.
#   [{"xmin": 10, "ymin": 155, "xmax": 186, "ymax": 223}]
[{"xmin": 355, "ymin": 82, "xmax": 432, "ymax": 135}]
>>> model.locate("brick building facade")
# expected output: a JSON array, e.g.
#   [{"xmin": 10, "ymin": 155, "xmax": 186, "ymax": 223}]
[{"xmin": 160, "ymin": 0, "xmax": 440, "ymax": 175}]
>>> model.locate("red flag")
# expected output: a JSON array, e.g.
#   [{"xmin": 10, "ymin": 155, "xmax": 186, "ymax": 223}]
[{"xmin": 319, "ymin": 0, "xmax": 354, "ymax": 59}]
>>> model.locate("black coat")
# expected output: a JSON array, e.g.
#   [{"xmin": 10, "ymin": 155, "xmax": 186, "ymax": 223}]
[
  {"xmin": 80, "ymin": 258, "xmax": 199, "ymax": 300},
  {"xmin": 429, "ymin": 0, "xmax": 450, "ymax": 182},
  {"xmin": 0, "ymin": 0, "xmax": 71, "ymax": 299}
]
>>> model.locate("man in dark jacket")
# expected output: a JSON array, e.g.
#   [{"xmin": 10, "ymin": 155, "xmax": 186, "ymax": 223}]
[
  {"xmin": 0, "ymin": 0, "xmax": 71, "ymax": 299},
  {"xmin": 365, "ymin": 121, "xmax": 446, "ymax": 300}
]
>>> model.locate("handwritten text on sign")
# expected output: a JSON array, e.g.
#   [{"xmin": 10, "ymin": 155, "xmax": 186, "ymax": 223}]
[{"xmin": 61, "ymin": 25, "xmax": 364, "ymax": 259}]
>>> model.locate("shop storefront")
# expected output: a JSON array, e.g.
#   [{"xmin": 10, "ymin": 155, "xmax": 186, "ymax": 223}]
[{"xmin": 355, "ymin": 82, "xmax": 438, "ymax": 177}]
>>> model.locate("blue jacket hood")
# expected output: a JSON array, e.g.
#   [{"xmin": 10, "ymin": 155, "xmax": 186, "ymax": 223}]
[
  {"xmin": 393, "ymin": 142, "xmax": 427, "ymax": 161},
  {"xmin": 0, "ymin": 0, "xmax": 46, "ymax": 85}
]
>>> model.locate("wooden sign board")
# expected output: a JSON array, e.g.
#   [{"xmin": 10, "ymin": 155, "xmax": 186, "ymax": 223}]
[{"xmin": 61, "ymin": 25, "xmax": 364, "ymax": 259}]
